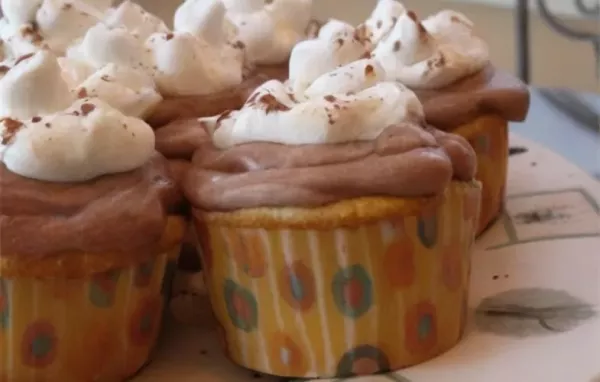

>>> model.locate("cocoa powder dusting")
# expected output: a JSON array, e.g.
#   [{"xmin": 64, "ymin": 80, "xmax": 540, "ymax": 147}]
[
  {"xmin": 0, "ymin": 65, "xmax": 10, "ymax": 74},
  {"xmin": 1, "ymin": 118, "xmax": 24, "ymax": 145},
  {"xmin": 81, "ymin": 103, "xmax": 96, "ymax": 116},
  {"xmin": 77, "ymin": 88, "xmax": 88, "ymax": 99},
  {"xmin": 165, "ymin": 33, "xmax": 174, "ymax": 41},
  {"xmin": 31, "ymin": 116, "xmax": 42, "ymax": 123},
  {"xmin": 393, "ymin": 40, "xmax": 401, "ymax": 52},
  {"xmin": 14, "ymin": 53, "xmax": 35, "ymax": 66},
  {"xmin": 364, "ymin": 64, "xmax": 375, "ymax": 77},
  {"xmin": 258, "ymin": 94, "xmax": 290, "ymax": 113},
  {"xmin": 324, "ymin": 95, "xmax": 336, "ymax": 102}
]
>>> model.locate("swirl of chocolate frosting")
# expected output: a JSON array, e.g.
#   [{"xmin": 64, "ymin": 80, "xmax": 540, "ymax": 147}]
[
  {"xmin": 0, "ymin": 153, "xmax": 185, "ymax": 257},
  {"xmin": 416, "ymin": 65, "xmax": 530, "ymax": 130},
  {"xmin": 182, "ymin": 121, "xmax": 476, "ymax": 211}
]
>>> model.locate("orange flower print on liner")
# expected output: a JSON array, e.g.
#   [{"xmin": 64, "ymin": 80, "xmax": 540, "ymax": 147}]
[
  {"xmin": 383, "ymin": 220, "xmax": 415, "ymax": 289},
  {"xmin": 441, "ymin": 242, "xmax": 463, "ymax": 292},
  {"xmin": 21, "ymin": 320, "xmax": 58, "ymax": 369},
  {"xmin": 279, "ymin": 261, "xmax": 316, "ymax": 311},
  {"xmin": 268, "ymin": 331, "xmax": 308, "ymax": 376},
  {"xmin": 225, "ymin": 229, "xmax": 267, "ymax": 278},
  {"xmin": 404, "ymin": 301, "xmax": 438, "ymax": 356},
  {"xmin": 128, "ymin": 295, "xmax": 163, "ymax": 348},
  {"xmin": 336, "ymin": 344, "xmax": 391, "ymax": 377}
]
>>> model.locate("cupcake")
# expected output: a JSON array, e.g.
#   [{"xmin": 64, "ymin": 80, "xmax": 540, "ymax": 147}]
[
  {"xmin": 362, "ymin": 0, "xmax": 530, "ymax": 233},
  {"xmin": 179, "ymin": 0, "xmax": 316, "ymax": 82},
  {"xmin": 0, "ymin": 50, "xmax": 185, "ymax": 382},
  {"xmin": 183, "ymin": 41, "xmax": 481, "ymax": 378}
]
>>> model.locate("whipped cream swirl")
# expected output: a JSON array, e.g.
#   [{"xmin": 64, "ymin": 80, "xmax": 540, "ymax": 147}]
[
  {"xmin": 288, "ymin": 19, "xmax": 371, "ymax": 95},
  {"xmin": 0, "ymin": 50, "xmax": 155, "ymax": 182},
  {"xmin": 205, "ymin": 58, "xmax": 423, "ymax": 148},
  {"xmin": 104, "ymin": 0, "xmax": 169, "ymax": 41},
  {"xmin": 175, "ymin": 0, "xmax": 313, "ymax": 65},
  {"xmin": 64, "ymin": 1, "xmax": 245, "ymax": 99},
  {"xmin": 369, "ymin": 5, "xmax": 490, "ymax": 89}
]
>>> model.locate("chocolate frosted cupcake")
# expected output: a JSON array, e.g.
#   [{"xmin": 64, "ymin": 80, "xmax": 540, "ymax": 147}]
[
  {"xmin": 0, "ymin": 51, "xmax": 185, "ymax": 382},
  {"xmin": 184, "ymin": 50, "xmax": 481, "ymax": 377},
  {"xmin": 175, "ymin": 0, "xmax": 317, "ymax": 84},
  {"xmin": 53, "ymin": 1, "xmax": 266, "ymax": 128},
  {"xmin": 363, "ymin": 0, "xmax": 530, "ymax": 233}
]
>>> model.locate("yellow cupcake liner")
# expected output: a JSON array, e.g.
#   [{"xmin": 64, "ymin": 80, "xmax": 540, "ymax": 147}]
[
  {"xmin": 0, "ymin": 247, "xmax": 180, "ymax": 382},
  {"xmin": 194, "ymin": 182, "xmax": 481, "ymax": 378},
  {"xmin": 454, "ymin": 115, "xmax": 509, "ymax": 235}
]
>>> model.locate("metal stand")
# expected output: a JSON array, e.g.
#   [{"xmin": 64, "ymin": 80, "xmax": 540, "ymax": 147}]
[{"xmin": 516, "ymin": 0, "xmax": 599, "ymax": 134}]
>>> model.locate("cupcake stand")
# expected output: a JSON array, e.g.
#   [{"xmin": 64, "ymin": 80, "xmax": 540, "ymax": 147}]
[{"xmin": 137, "ymin": 133, "xmax": 600, "ymax": 382}]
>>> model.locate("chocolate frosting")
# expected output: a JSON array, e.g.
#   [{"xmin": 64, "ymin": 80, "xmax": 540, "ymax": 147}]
[
  {"xmin": 0, "ymin": 153, "xmax": 185, "ymax": 257},
  {"xmin": 147, "ymin": 73, "xmax": 271, "ymax": 128},
  {"xmin": 416, "ymin": 65, "xmax": 530, "ymax": 130},
  {"xmin": 183, "ymin": 121, "xmax": 477, "ymax": 211}
]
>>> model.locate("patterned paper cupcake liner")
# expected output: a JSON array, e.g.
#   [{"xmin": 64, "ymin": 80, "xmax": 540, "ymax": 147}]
[
  {"xmin": 455, "ymin": 115, "xmax": 509, "ymax": 235},
  {"xmin": 0, "ymin": 247, "xmax": 180, "ymax": 382},
  {"xmin": 194, "ymin": 182, "xmax": 481, "ymax": 378}
]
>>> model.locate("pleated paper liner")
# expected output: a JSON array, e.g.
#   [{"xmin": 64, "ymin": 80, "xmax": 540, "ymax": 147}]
[
  {"xmin": 193, "ymin": 181, "xmax": 481, "ymax": 378},
  {"xmin": 454, "ymin": 115, "xmax": 509, "ymax": 235},
  {"xmin": 0, "ymin": 217, "xmax": 185, "ymax": 382}
]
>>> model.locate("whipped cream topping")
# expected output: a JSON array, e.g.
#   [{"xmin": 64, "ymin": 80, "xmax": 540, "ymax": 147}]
[
  {"xmin": 0, "ymin": 50, "xmax": 74, "ymax": 119},
  {"xmin": 216, "ymin": 0, "xmax": 314, "ymax": 65},
  {"xmin": 75, "ymin": 63, "xmax": 162, "ymax": 119},
  {"xmin": 0, "ymin": 0, "xmax": 105, "ymax": 57},
  {"xmin": 104, "ymin": 0, "xmax": 169, "ymax": 41},
  {"xmin": 371, "ymin": 7, "xmax": 490, "ymax": 89},
  {"xmin": 66, "ymin": 22, "xmax": 152, "ymax": 71},
  {"xmin": 364, "ymin": 0, "xmax": 406, "ymax": 44},
  {"xmin": 147, "ymin": 31, "xmax": 244, "ymax": 97},
  {"xmin": 206, "ymin": 58, "xmax": 423, "ymax": 148},
  {"xmin": 288, "ymin": 20, "xmax": 371, "ymax": 95},
  {"xmin": 0, "ymin": 50, "xmax": 155, "ymax": 182},
  {"xmin": 174, "ymin": 0, "xmax": 238, "ymax": 47}
]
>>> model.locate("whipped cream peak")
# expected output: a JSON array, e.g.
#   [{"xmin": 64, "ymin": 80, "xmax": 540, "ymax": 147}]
[
  {"xmin": 34, "ymin": 0, "xmax": 104, "ymax": 53},
  {"xmin": 288, "ymin": 22, "xmax": 371, "ymax": 95},
  {"xmin": 66, "ymin": 22, "xmax": 152, "ymax": 71},
  {"xmin": 371, "ymin": 8, "xmax": 489, "ymax": 89},
  {"xmin": 206, "ymin": 58, "xmax": 423, "ymax": 148},
  {"xmin": 1, "ymin": 0, "xmax": 43, "ymax": 26},
  {"xmin": 104, "ymin": 0, "xmax": 169, "ymax": 41},
  {"xmin": 1, "ymin": 97, "xmax": 155, "ymax": 182},
  {"xmin": 221, "ymin": 0, "xmax": 313, "ymax": 65},
  {"xmin": 147, "ymin": 31, "xmax": 244, "ymax": 97},
  {"xmin": 0, "ymin": 50, "xmax": 74, "ymax": 120},
  {"xmin": 174, "ymin": 0, "xmax": 238, "ymax": 47},
  {"xmin": 303, "ymin": 58, "xmax": 387, "ymax": 99},
  {"xmin": 364, "ymin": 0, "xmax": 406, "ymax": 44},
  {"xmin": 317, "ymin": 18, "xmax": 355, "ymax": 41},
  {"xmin": 76, "ymin": 63, "xmax": 162, "ymax": 119}
]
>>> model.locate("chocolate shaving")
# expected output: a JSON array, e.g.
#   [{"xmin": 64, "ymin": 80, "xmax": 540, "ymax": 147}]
[
  {"xmin": 77, "ymin": 87, "xmax": 89, "ymax": 99},
  {"xmin": 324, "ymin": 95, "xmax": 336, "ymax": 102},
  {"xmin": 14, "ymin": 53, "xmax": 35, "ymax": 66},
  {"xmin": 1, "ymin": 118, "xmax": 24, "ymax": 145},
  {"xmin": 364, "ymin": 64, "xmax": 375, "ymax": 77},
  {"xmin": 393, "ymin": 40, "xmax": 401, "ymax": 52},
  {"xmin": 258, "ymin": 93, "xmax": 290, "ymax": 113},
  {"xmin": 0, "ymin": 65, "xmax": 10, "ymax": 74},
  {"xmin": 81, "ymin": 103, "xmax": 96, "ymax": 116},
  {"xmin": 31, "ymin": 116, "xmax": 42, "ymax": 123},
  {"xmin": 165, "ymin": 33, "xmax": 174, "ymax": 41}
]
